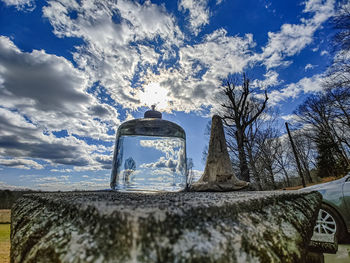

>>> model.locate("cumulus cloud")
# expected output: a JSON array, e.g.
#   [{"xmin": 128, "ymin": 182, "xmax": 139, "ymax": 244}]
[
  {"xmin": 0, "ymin": 181, "xmax": 24, "ymax": 190},
  {"xmin": 43, "ymin": 0, "xmax": 183, "ymax": 110},
  {"xmin": 139, "ymin": 142, "xmax": 186, "ymax": 174},
  {"xmin": 268, "ymin": 74, "xmax": 324, "ymax": 105},
  {"xmin": 252, "ymin": 70, "xmax": 281, "ymax": 89},
  {"xmin": 0, "ymin": 158, "xmax": 44, "ymax": 169},
  {"xmin": 141, "ymin": 29, "xmax": 255, "ymax": 112},
  {"xmin": 33, "ymin": 176, "xmax": 69, "ymax": 183},
  {"xmin": 140, "ymin": 156, "xmax": 178, "ymax": 171},
  {"xmin": 0, "ymin": 108, "xmax": 92, "ymax": 166},
  {"xmin": 259, "ymin": 0, "xmax": 335, "ymax": 69},
  {"xmin": 41, "ymin": 0, "xmax": 257, "ymax": 115},
  {"xmin": 139, "ymin": 138, "xmax": 184, "ymax": 158},
  {"xmin": 304, "ymin": 63, "xmax": 315, "ymax": 70},
  {"xmin": 0, "ymin": 37, "xmax": 117, "ymax": 170},
  {"xmin": 41, "ymin": 0, "xmax": 334, "ymax": 115},
  {"xmin": 178, "ymin": 0, "xmax": 210, "ymax": 35},
  {"xmin": 1, "ymin": 0, "xmax": 35, "ymax": 11},
  {"xmin": 50, "ymin": 168, "xmax": 73, "ymax": 173},
  {"xmin": 0, "ymin": 37, "xmax": 89, "ymax": 112},
  {"xmin": 0, "ymin": 0, "xmax": 337, "ymax": 180},
  {"xmin": 280, "ymin": 114, "xmax": 300, "ymax": 124},
  {"xmin": 0, "ymin": 36, "xmax": 119, "ymax": 141}
]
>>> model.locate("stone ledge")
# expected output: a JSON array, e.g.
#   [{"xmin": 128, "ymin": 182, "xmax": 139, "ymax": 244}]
[
  {"xmin": 309, "ymin": 233, "xmax": 338, "ymax": 254},
  {"xmin": 11, "ymin": 191, "xmax": 321, "ymax": 263}
]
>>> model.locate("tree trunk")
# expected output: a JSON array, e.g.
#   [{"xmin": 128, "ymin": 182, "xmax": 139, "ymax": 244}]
[
  {"xmin": 267, "ymin": 165, "xmax": 276, "ymax": 190},
  {"xmin": 281, "ymin": 166, "xmax": 290, "ymax": 187},
  {"xmin": 235, "ymin": 129, "xmax": 249, "ymax": 182},
  {"xmin": 301, "ymin": 161, "xmax": 313, "ymax": 183},
  {"xmin": 246, "ymin": 143, "xmax": 262, "ymax": 190}
]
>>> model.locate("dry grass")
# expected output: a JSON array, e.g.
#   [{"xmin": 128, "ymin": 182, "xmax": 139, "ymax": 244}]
[
  {"xmin": 0, "ymin": 210, "xmax": 11, "ymax": 263},
  {"xmin": 283, "ymin": 176, "xmax": 341, "ymax": 190},
  {"xmin": 0, "ymin": 224, "xmax": 10, "ymax": 263},
  {"xmin": 0, "ymin": 210, "xmax": 10, "ymax": 224}
]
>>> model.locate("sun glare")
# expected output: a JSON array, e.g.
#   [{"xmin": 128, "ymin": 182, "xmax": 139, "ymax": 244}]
[{"xmin": 139, "ymin": 82, "xmax": 169, "ymax": 110}]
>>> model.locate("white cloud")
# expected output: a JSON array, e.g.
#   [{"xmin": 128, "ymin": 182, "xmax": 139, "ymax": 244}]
[
  {"xmin": 42, "ymin": 0, "xmax": 257, "ymax": 114},
  {"xmin": 40, "ymin": 0, "xmax": 334, "ymax": 115},
  {"xmin": 50, "ymin": 168, "xmax": 73, "ymax": 173},
  {"xmin": 140, "ymin": 156, "xmax": 178, "ymax": 171},
  {"xmin": 34, "ymin": 176, "xmax": 63, "ymax": 183},
  {"xmin": 189, "ymin": 169, "xmax": 203, "ymax": 183},
  {"xmin": 141, "ymin": 29, "xmax": 255, "ymax": 112},
  {"xmin": 259, "ymin": 0, "xmax": 335, "ymax": 69},
  {"xmin": 0, "ymin": 36, "xmax": 119, "ymax": 141},
  {"xmin": 1, "ymin": 0, "xmax": 35, "ymax": 11},
  {"xmin": 178, "ymin": 0, "xmax": 210, "ymax": 35},
  {"xmin": 304, "ymin": 63, "xmax": 315, "ymax": 70},
  {"xmin": 0, "ymin": 181, "xmax": 25, "ymax": 190},
  {"xmin": 0, "ymin": 36, "xmax": 119, "ymax": 170},
  {"xmin": 252, "ymin": 70, "xmax": 281, "ymax": 89},
  {"xmin": 43, "ymin": 0, "xmax": 183, "ymax": 111},
  {"xmin": 0, "ymin": 158, "xmax": 44, "ymax": 169},
  {"xmin": 280, "ymin": 114, "xmax": 299, "ymax": 123},
  {"xmin": 268, "ymin": 74, "xmax": 324, "ymax": 105},
  {"xmin": 0, "ymin": 0, "xmax": 337, "ymax": 181},
  {"xmin": 140, "ymin": 138, "xmax": 183, "ymax": 159},
  {"xmin": 0, "ymin": 95, "xmax": 112, "ymax": 170},
  {"xmin": 321, "ymin": 50, "xmax": 329, "ymax": 56}
]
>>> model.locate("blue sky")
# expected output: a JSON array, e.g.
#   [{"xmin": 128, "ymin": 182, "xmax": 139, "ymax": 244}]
[{"xmin": 0, "ymin": 0, "xmax": 340, "ymax": 190}]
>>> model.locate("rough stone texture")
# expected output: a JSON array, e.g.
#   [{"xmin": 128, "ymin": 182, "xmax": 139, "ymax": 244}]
[
  {"xmin": 11, "ymin": 191, "xmax": 321, "ymax": 263},
  {"xmin": 308, "ymin": 233, "xmax": 338, "ymax": 254},
  {"xmin": 305, "ymin": 252, "xmax": 324, "ymax": 263},
  {"xmin": 191, "ymin": 115, "xmax": 249, "ymax": 191}
]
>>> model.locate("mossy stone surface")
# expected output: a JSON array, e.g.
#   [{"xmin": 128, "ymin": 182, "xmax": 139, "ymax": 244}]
[{"xmin": 11, "ymin": 191, "xmax": 321, "ymax": 263}]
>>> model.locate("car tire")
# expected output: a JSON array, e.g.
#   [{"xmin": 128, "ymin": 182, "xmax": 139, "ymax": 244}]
[{"xmin": 314, "ymin": 203, "xmax": 347, "ymax": 243}]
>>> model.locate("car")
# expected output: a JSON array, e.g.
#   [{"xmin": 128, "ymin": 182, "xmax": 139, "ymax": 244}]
[{"xmin": 301, "ymin": 174, "xmax": 350, "ymax": 242}]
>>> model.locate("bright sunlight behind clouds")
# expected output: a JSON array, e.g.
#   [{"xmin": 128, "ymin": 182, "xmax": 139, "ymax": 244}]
[
  {"xmin": 0, "ymin": 0, "xmax": 340, "ymax": 190},
  {"xmin": 139, "ymin": 82, "xmax": 169, "ymax": 111}
]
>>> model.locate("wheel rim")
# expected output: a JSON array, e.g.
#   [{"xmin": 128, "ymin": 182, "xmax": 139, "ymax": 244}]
[{"xmin": 314, "ymin": 208, "xmax": 337, "ymax": 235}]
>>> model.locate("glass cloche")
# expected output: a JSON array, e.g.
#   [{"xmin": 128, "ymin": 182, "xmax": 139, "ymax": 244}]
[{"xmin": 110, "ymin": 106, "xmax": 187, "ymax": 192}]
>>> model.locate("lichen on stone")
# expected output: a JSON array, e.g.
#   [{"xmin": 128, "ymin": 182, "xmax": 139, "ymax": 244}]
[{"xmin": 11, "ymin": 191, "xmax": 321, "ymax": 263}]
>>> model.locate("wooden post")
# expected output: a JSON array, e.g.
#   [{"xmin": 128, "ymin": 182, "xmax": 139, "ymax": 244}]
[{"xmin": 285, "ymin": 122, "xmax": 306, "ymax": 188}]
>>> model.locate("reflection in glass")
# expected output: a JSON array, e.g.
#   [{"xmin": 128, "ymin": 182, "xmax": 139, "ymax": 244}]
[{"xmin": 113, "ymin": 136, "xmax": 186, "ymax": 192}]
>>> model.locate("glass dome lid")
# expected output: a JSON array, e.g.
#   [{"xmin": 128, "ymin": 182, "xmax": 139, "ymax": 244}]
[{"xmin": 110, "ymin": 108, "xmax": 187, "ymax": 192}]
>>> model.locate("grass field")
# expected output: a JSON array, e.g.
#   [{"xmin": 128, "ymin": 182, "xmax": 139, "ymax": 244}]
[
  {"xmin": 0, "ymin": 210, "xmax": 10, "ymax": 263},
  {"xmin": 0, "ymin": 224, "xmax": 10, "ymax": 263}
]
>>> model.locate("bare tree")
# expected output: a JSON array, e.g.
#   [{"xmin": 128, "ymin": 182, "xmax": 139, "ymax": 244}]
[
  {"xmin": 245, "ymin": 119, "xmax": 263, "ymax": 190},
  {"xmin": 295, "ymin": 94, "xmax": 349, "ymax": 177},
  {"xmin": 274, "ymin": 138, "xmax": 292, "ymax": 187},
  {"xmin": 319, "ymin": 2, "xmax": 350, "ymax": 171},
  {"xmin": 293, "ymin": 130, "xmax": 317, "ymax": 183},
  {"xmin": 221, "ymin": 74, "xmax": 268, "ymax": 182},
  {"xmin": 255, "ymin": 127, "xmax": 280, "ymax": 189},
  {"xmin": 324, "ymin": 87, "xmax": 350, "ymax": 154},
  {"xmin": 333, "ymin": 3, "xmax": 350, "ymax": 52},
  {"xmin": 244, "ymin": 109, "xmax": 279, "ymax": 190}
]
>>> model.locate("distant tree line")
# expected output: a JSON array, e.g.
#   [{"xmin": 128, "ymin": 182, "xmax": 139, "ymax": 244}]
[{"xmin": 0, "ymin": 190, "xmax": 35, "ymax": 209}]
